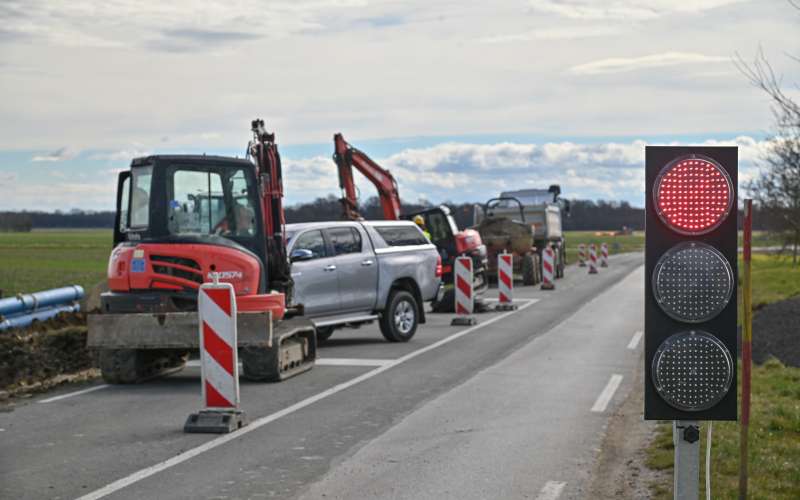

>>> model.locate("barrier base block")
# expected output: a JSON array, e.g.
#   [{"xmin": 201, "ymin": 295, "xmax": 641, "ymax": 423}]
[
  {"xmin": 451, "ymin": 316, "xmax": 477, "ymax": 326},
  {"xmin": 601, "ymin": 262, "xmax": 608, "ymax": 267},
  {"xmin": 540, "ymin": 282, "xmax": 555, "ymax": 290},
  {"xmin": 589, "ymin": 268, "xmax": 599, "ymax": 274},
  {"xmin": 184, "ymin": 409, "xmax": 247, "ymax": 434},
  {"xmin": 495, "ymin": 303, "xmax": 518, "ymax": 311}
]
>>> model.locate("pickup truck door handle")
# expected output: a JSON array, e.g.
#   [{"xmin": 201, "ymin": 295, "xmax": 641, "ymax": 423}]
[
  {"xmin": 324, "ymin": 265, "xmax": 337, "ymax": 272},
  {"xmin": 361, "ymin": 259, "xmax": 374, "ymax": 266}
]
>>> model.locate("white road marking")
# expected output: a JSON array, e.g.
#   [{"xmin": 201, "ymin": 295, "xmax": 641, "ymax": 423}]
[
  {"xmin": 76, "ymin": 299, "xmax": 540, "ymax": 500},
  {"xmin": 187, "ymin": 358, "xmax": 393, "ymax": 368},
  {"xmin": 481, "ymin": 297, "xmax": 537, "ymax": 303},
  {"xmin": 535, "ymin": 481, "xmax": 566, "ymax": 500},
  {"xmin": 316, "ymin": 358, "xmax": 391, "ymax": 367},
  {"xmin": 39, "ymin": 385, "xmax": 110, "ymax": 404},
  {"xmin": 627, "ymin": 330, "xmax": 643, "ymax": 350},
  {"xmin": 591, "ymin": 374, "xmax": 623, "ymax": 413}
]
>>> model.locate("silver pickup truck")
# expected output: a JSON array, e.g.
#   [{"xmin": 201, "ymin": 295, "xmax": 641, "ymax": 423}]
[{"xmin": 286, "ymin": 220, "xmax": 442, "ymax": 343}]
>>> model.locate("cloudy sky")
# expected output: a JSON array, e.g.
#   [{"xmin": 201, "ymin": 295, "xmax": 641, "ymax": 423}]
[{"xmin": 1, "ymin": 0, "xmax": 798, "ymax": 211}]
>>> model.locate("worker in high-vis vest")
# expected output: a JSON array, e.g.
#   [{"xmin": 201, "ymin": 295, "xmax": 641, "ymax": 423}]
[{"xmin": 413, "ymin": 215, "xmax": 431, "ymax": 241}]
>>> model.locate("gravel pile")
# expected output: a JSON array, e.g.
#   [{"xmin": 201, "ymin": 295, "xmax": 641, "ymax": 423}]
[{"xmin": 752, "ymin": 296, "xmax": 800, "ymax": 367}]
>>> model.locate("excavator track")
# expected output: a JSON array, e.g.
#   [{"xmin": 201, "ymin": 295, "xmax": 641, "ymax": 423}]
[
  {"xmin": 240, "ymin": 317, "xmax": 317, "ymax": 382},
  {"xmin": 99, "ymin": 349, "xmax": 189, "ymax": 384}
]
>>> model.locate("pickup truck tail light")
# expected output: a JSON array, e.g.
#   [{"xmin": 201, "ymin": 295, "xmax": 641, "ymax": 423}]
[{"xmin": 435, "ymin": 255, "xmax": 443, "ymax": 278}]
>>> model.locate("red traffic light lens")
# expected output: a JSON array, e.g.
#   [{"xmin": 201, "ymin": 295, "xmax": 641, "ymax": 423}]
[{"xmin": 654, "ymin": 156, "xmax": 733, "ymax": 235}]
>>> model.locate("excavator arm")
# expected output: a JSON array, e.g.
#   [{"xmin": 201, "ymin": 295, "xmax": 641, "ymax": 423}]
[
  {"xmin": 249, "ymin": 119, "xmax": 292, "ymax": 295},
  {"xmin": 333, "ymin": 133, "xmax": 402, "ymax": 220}
]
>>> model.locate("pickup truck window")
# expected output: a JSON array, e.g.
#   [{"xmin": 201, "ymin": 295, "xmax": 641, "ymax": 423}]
[
  {"xmin": 293, "ymin": 230, "xmax": 328, "ymax": 259},
  {"xmin": 327, "ymin": 227, "xmax": 362, "ymax": 255},
  {"xmin": 375, "ymin": 226, "xmax": 428, "ymax": 247}
]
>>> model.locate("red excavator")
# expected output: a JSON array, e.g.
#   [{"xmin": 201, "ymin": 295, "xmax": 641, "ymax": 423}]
[
  {"xmin": 333, "ymin": 133, "xmax": 488, "ymax": 312},
  {"xmin": 87, "ymin": 120, "xmax": 316, "ymax": 383}
]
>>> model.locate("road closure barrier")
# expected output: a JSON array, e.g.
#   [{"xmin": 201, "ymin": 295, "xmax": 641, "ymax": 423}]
[
  {"xmin": 451, "ymin": 256, "xmax": 477, "ymax": 325},
  {"xmin": 600, "ymin": 243, "xmax": 609, "ymax": 267},
  {"xmin": 496, "ymin": 252, "xmax": 517, "ymax": 311},
  {"xmin": 541, "ymin": 247, "xmax": 555, "ymax": 290},
  {"xmin": 578, "ymin": 243, "xmax": 586, "ymax": 267},
  {"xmin": 588, "ymin": 244, "xmax": 599, "ymax": 274},
  {"xmin": 185, "ymin": 276, "xmax": 247, "ymax": 434}
]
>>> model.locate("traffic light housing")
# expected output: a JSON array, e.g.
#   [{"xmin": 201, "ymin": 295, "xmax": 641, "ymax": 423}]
[{"xmin": 645, "ymin": 146, "xmax": 738, "ymax": 421}]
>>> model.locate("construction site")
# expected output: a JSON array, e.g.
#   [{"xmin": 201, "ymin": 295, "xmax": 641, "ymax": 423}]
[{"xmin": 2, "ymin": 2, "xmax": 800, "ymax": 499}]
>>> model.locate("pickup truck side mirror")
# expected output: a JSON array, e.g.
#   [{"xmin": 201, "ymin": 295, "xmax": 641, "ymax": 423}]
[{"xmin": 290, "ymin": 248, "xmax": 314, "ymax": 262}]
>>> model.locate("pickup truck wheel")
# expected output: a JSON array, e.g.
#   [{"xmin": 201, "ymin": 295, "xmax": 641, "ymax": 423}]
[
  {"xmin": 316, "ymin": 326, "xmax": 335, "ymax": 343},
  {"xmin": 380, "ymin": 290, "xmax": 418, "ymax": 342}
]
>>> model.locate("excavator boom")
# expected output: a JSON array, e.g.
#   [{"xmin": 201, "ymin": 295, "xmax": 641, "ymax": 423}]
[{"xmin": 333, "ymin": 133, "xmax": 401, "ymax": 220}]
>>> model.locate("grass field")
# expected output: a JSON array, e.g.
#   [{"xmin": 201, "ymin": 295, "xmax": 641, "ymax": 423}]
[
  {"xmin": 647, "ymin": 359, "xmax": 800, "ymax": 500},
  {"xmin": 564, "ymin": 230, "xmax": 644, "ymax": 263},
  {"xmin": 647, "ymin": 253, "xmax": 800, "ymax": 499},
  {"xmin": 0, "ymin": 229, "xmax": 112, "ymax": 296}
]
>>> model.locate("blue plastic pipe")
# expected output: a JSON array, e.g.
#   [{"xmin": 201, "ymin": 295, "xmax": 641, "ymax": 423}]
[
  {"xmin": 0, "ymin": 303, "xmax": 82, "ymax": 331},
  {"xmin": 0, "ymin": 285, "xmax": 84, "ymax": 317}
]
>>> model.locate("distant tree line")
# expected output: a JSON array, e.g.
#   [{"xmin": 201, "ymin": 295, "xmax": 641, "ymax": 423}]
[
  {"xmin": 0, "ymin": 211, "xmax": 115, "ymax": 230},
  {"xmin": 0, "ymin": 213, "xmax": 33, "ymax": 232},
  {"xmin": 1, "ymin": 199, "xmax": 774, "ymax": 232}
]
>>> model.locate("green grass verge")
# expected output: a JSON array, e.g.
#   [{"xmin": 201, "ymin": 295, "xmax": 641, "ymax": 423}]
[
  {"xmin": 564, "ymin": 230, "xmax": 644, "ymax": 264},
  {"xmin": 743, "ymin": 253, "xmax": 800, "ymax": 309},
  {"xmin": 646, "ymin": 359, "xmax": 800, "ymax": 500},
  {"xmin": 0, "ymin": 229, "xmax": 112, "ymax": 296},
  {"xmin": 648, "ymin": 254, "xmax": 800, "ymax": 499}
]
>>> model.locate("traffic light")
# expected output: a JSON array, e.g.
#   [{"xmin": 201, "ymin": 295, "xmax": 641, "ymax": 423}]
[{"xmin": 644, "ymin": 146, "xmax": 738, "ymax": 421}]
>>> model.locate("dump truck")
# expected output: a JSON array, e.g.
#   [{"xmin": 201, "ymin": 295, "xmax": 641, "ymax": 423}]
[{"xmin": 472, "ymin": 186, "xmax": 570, "ymax": 285}]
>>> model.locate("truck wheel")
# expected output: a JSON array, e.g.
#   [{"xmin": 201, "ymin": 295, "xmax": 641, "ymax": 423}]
[
  {"xmin": 316, "ymin": 326, "xmax": 335, "ymax": 343},
  {"xmin": 99, "ymin": 349, "xmax": 187, "ymax": 384},
  {"xmin": 522, "ymin": 254, "xmax": 536, "ymax": 286},
  {"xmin": 380, "ymin": 290, "xmax": 418, "ymax": 342},
  {"xmin": 554, "ymin": 247, "xmax": 564, "ymax": 279}
]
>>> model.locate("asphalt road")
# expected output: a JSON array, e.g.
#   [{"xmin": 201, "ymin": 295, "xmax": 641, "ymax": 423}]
[{"xmin": 0, "ymin": 253, "xmax": 644, "ymax": 500}]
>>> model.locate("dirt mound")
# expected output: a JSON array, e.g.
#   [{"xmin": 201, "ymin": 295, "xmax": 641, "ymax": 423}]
[
  {"xmin": 752, "ymin": 296, "xmax": 800, "ymax": 367},
  {"xmin": 0, "ymin": 312, "xmax": 92, "ymax": 390}
]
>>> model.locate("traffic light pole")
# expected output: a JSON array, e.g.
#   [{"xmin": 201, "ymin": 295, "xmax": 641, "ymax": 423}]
[{"xmin": 674, "ymin": 420, "xmax": 700, "ymax": 500}]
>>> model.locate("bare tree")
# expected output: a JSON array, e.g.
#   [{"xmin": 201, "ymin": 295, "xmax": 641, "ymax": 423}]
[{"xmin": 736, "ymin": 27, "xmax": 800, "ymax": 264}]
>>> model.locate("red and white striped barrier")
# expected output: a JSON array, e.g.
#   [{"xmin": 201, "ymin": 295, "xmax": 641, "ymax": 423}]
[
  {"xmin": 185, "ymin": 276, "xmax": 247, "ymax": 433},
  {"xmin": 541, "ymin": 247, "xmax": 555, "ymax": 290},
  {"xmin": 588, "ymin": 244, "xmax": 599, "ymax": 275},
  {"xmin": 600, "ymin": 243, "xmax": 609, "ymax": 267},
  {"xmin": 451, "ymin": 256, "xmax": 477, "ymax": 325},
  {"xmin": 496, "ymin": 252, "xmax": 517, "ymax": 310},
  {"xmin": 578, "ymin": 243, "xmax": 587, "ymax": 267}
]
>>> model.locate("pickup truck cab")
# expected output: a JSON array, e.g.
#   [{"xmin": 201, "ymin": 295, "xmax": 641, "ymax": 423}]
[{"xmin": 286, "ymin": 220, "xmax": 442, "ymax": 342}]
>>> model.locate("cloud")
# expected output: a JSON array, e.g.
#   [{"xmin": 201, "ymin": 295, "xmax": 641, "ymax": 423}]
[
  {"xmin": 147, "ymin": 28, "xmax": 262, "ymax": 52},
  {"xmin": 569, "ymin": 52, "xmax": 730, "ymax": 75},
  {"xmin": 90, "ymin": 149, "xmax": 152, "ymax": 162},
  {"xmin": 31, "ymin": 147, "xmax": 78, "ymax": 162},
  {"xmin": 0, "ymin": 172, "xmax": 18, "ymax": 185},
  {"xmin": 528, "ymin": 0, "xmax": 746, "ymax": 20},
  {"xmin": 479, "ymin": 25, "xmax": 620, "ymax": 43}
]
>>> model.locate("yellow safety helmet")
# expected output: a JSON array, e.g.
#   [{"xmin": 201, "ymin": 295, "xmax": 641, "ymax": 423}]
[{"xmin": 413, "ymin": 215, "xmax": 425, "ymax": 227}]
